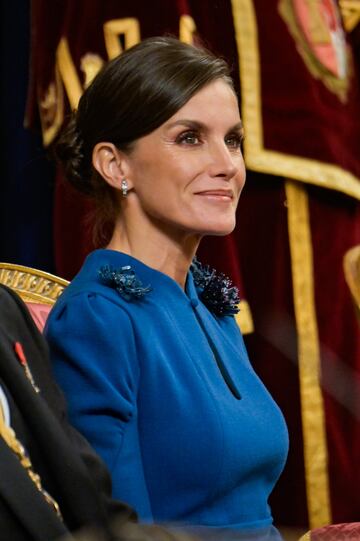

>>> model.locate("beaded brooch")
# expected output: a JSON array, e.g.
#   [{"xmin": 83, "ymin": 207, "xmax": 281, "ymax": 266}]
[
  {"xmin": 190, "ymin": 258, "xmax": 240, "ymax": 316},
  {"xmin": 98, "ymin": 265, "xmax": 152, "ymax": 301},
  {"xmin": 98, "ymin": 258, "xmax": 240, "ymax": 316}
]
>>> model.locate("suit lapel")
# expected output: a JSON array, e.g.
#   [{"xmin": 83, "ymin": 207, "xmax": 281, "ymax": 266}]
[{"xmin": 0, "ymin": 332, "xmax": 107, "ymax": 528}]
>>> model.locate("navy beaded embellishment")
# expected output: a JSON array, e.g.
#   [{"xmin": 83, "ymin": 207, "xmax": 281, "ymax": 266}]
[
  {"xmin": 98, "ymin": 265, "xmax": 152, "ymax": 301},
  {"xmin": 98, "ymin": 259, "xmax": 239, "ymax": 315},
  {"xmin": 191, "ymin": 258, "xmax": 240, "ymax": 316}
]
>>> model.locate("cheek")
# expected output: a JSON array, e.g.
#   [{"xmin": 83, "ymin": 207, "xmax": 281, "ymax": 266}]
[
  {"xmin": 236, "ymin": 163, "xmax": 246, "ymax": 191},
  {"xmin": 130, "ymin": 160, "xmax": 161, "ymax": 201},
  {"xmin": 162, "ymin": 154, "xmax": 202, "ymax": 187},
  {"xmin": 130, "ymin": 148, "xmax": 207, "ymax": 203}
]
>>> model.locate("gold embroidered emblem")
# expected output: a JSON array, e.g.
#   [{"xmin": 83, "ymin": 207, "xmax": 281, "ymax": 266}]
[
  {"xmin": 179, "ymin": 15, "xmax": 197, "ymax": 44},
  {"xmin": 278, "ymin": 0, "xmax": 352, "ymax": 102},
  {"xmin": 103, "ymin": 18, "xmax": 141, "ymax": 59},
  {"xmin": 39, "ymin": 65, "xmax": 64, "ymax": 146},
  {"xmin": 339, "ymin": 0, "xmax": 360, "ymax": 31},
  {"xmin": 80, "ymin": 53, "xmax": 105, "ymax": 89}
]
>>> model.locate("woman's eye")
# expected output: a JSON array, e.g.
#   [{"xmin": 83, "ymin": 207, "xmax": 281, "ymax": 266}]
[
  {"xmin": 225, "ymin": 134, "xmax": 244, "ymax": 150},
  {"xmin": 176, "ymin": 131, "xmax": 201, "ymax": 145}
]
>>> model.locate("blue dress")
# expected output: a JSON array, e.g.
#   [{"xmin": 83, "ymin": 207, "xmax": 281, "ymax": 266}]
[{"xmin": 46, "ymin": 249, "xmax": 288, "ymax": 536}]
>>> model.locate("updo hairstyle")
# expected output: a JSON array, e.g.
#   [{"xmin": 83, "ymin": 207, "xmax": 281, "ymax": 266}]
[{"xmin": 55, "ymin": 36, "xmax": 234, "ymax": 244}]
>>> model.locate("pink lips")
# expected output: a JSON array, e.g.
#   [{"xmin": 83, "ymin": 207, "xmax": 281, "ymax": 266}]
[{"xmin": 195, "ymin": 189, "xmax": 234, "ymax": 201}]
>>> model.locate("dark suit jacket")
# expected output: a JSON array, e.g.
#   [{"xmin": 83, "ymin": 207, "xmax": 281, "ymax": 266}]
[{"xmin": 0, "ymin": 284, "xmax": 136, "ymax": 541}]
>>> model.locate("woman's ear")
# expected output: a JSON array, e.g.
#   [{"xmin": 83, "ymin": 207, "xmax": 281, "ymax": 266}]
[{"xmin": 92, "ymin": 142, "xmax": 130, "ymax": 190}]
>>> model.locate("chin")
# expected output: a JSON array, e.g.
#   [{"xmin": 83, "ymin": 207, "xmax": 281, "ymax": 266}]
[
  {"xmin": 208, "ymin": 230, "xmax": 235, "ymax": 237},
  {"xmin": 200, "ymin": 222, "xmax": 236, "ymax": 237}
]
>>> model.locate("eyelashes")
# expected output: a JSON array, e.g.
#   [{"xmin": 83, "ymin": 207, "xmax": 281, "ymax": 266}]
[
  {"xmin": 224, "ymin": 133, "xmax": 245, "ymax": 150},
  {"xmin": 175, "ymin": 130, "xmax": 245, "ymax": 150},
  {"xmin": 175, "ymin": 131, "xmax": 201, "ymax": 145}
]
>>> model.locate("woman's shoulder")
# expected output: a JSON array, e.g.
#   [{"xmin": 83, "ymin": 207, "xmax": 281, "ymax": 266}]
[
  {"xmin": 54, "ymin": 249, "xmax": 145, "ymax": 309},
  {"xmin": 46, "ymin": 250, "xmax": 141, "ymax": 332},
  {"xmin": 49, "ymin": 276, "xmax": 125, "ymax": 327},
  {"xmin": 45, "ymin": 279, "xmax": 140, "ymax": 369}
]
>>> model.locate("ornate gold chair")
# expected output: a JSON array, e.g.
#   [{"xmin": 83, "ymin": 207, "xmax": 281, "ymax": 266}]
[{"xmin": 0, "ymin": 263, "xmax": 69, "ymax": 331}]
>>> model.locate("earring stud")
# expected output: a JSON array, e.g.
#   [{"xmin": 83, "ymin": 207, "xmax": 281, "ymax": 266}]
[{"xmin": 121, "ymin": 179, "xmax": 128, "ymax": 197}]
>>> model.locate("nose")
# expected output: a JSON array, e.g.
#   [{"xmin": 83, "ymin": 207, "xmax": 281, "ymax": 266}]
[{"xmin": 207, "ymin": 141, "xmax": 242, "ymax": 180}]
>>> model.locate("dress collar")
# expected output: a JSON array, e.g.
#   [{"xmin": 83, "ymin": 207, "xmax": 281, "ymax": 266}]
[{"xmin": 92, "ymin": 249, "xmax": 239, "ymax": 316}]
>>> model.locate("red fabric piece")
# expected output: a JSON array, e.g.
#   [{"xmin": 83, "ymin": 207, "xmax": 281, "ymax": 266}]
[
  {"xmin": 25, "ymin": 303, "xmax": 52, "ymax": 332},
  {"xmin": 14, "ymin": 342, "xmax": 27, "ymax": 366},
  {"xmin": 311, "ymin": 522, "xmax": 360, "ymax": 540}
]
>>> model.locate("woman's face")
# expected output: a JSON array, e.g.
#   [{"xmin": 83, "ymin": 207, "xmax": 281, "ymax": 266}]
[{"xmin": 124, "ymin": 79, "xmax": 246, "ymax": 240}]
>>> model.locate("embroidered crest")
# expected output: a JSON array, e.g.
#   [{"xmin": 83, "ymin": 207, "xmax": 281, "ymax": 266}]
[{"xmin": 278, "ymin": 0, "xmax": 351, "ymax": 102}]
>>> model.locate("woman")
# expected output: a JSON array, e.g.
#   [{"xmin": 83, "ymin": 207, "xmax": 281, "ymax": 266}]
[{"xmin": 46, "ymin": 37, "xmax": 288, "ymax": 539}]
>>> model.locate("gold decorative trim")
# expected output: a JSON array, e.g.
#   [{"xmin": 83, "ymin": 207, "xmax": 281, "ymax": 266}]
[
  {"xmin": 298, "ymin": 532, "xmax": 311, "ymax": 541},
  {"xmin": 246, "ymin": 149, "xmax": 360, "ymax": 199},
  {"xmin": 103, "ymin": 18, "xmax": 141, "ymax": 60},
  {"xmin": 0, "ymin": 396, "xmax": 62, "ymax": 518},
  {"xmin": 230, "ymin": 0, "xmax": 360, "ymax": 200},
  {"xmin": 340, "ymin": 0, "xmax": 360, "ymax": 32},
  {"xmin": 285, "ymin": 180, "xmax": 331, "ymax": 528},
  {"xmin": 80, "ymin": 53, "xmax": 104, "ymax": 89},
  {"xmin": 40, "ymin": 64, "xmax": 64, "ymax": 147},
  {"xmin": 0, "ymin": 263, "xmax": 69, "ymax": 305},
  {"xmin": 235, "ymin": 300, "xmax": 254, "ymax": 335},
  {"xmin": 57, "ymin": 37, "xmax": 83, "ymax": 109},
  {"xmin": 179, "ymin": 15, "xmax": 197, "ymax": 44},
  {"xmin": 343, "ymin": 244, "xmax": 360, "ymax": 311},
  {"xmin": 278, "ymin": 0, "xmax": 350, "ymax": 103}
]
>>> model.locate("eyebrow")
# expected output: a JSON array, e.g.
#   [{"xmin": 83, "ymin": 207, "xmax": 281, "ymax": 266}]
[{"xmin": 166, "ymin": 119, "xmax": 244, "ymax": 132}]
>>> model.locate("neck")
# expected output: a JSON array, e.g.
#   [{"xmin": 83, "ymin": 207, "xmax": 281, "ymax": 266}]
[{"xmin": 106, "ymin": 215, "xmax": 201, "ymax": 289}]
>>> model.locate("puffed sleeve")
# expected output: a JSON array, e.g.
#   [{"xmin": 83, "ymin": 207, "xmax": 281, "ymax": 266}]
[{"xmin": 46, "ymin": 292, "xmax": 153, "ymax": 521}]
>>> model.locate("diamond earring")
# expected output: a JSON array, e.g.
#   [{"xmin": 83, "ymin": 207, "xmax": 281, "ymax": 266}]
[{"xmin": 121, "ymin": 179, "xmax": 128, "ymax": 197}]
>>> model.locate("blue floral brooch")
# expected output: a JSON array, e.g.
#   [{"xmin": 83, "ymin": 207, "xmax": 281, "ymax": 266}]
[
  {"xmin": 190, "ymin": 258, "xmax": 240, "ymax": 316},
  {"xmin": 98, "ymin": 258, "xmax": 240, "ymax": 316},
  {"xmin": 98, "ymin": 265, "xmax": 152, "ymax": 301}
]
